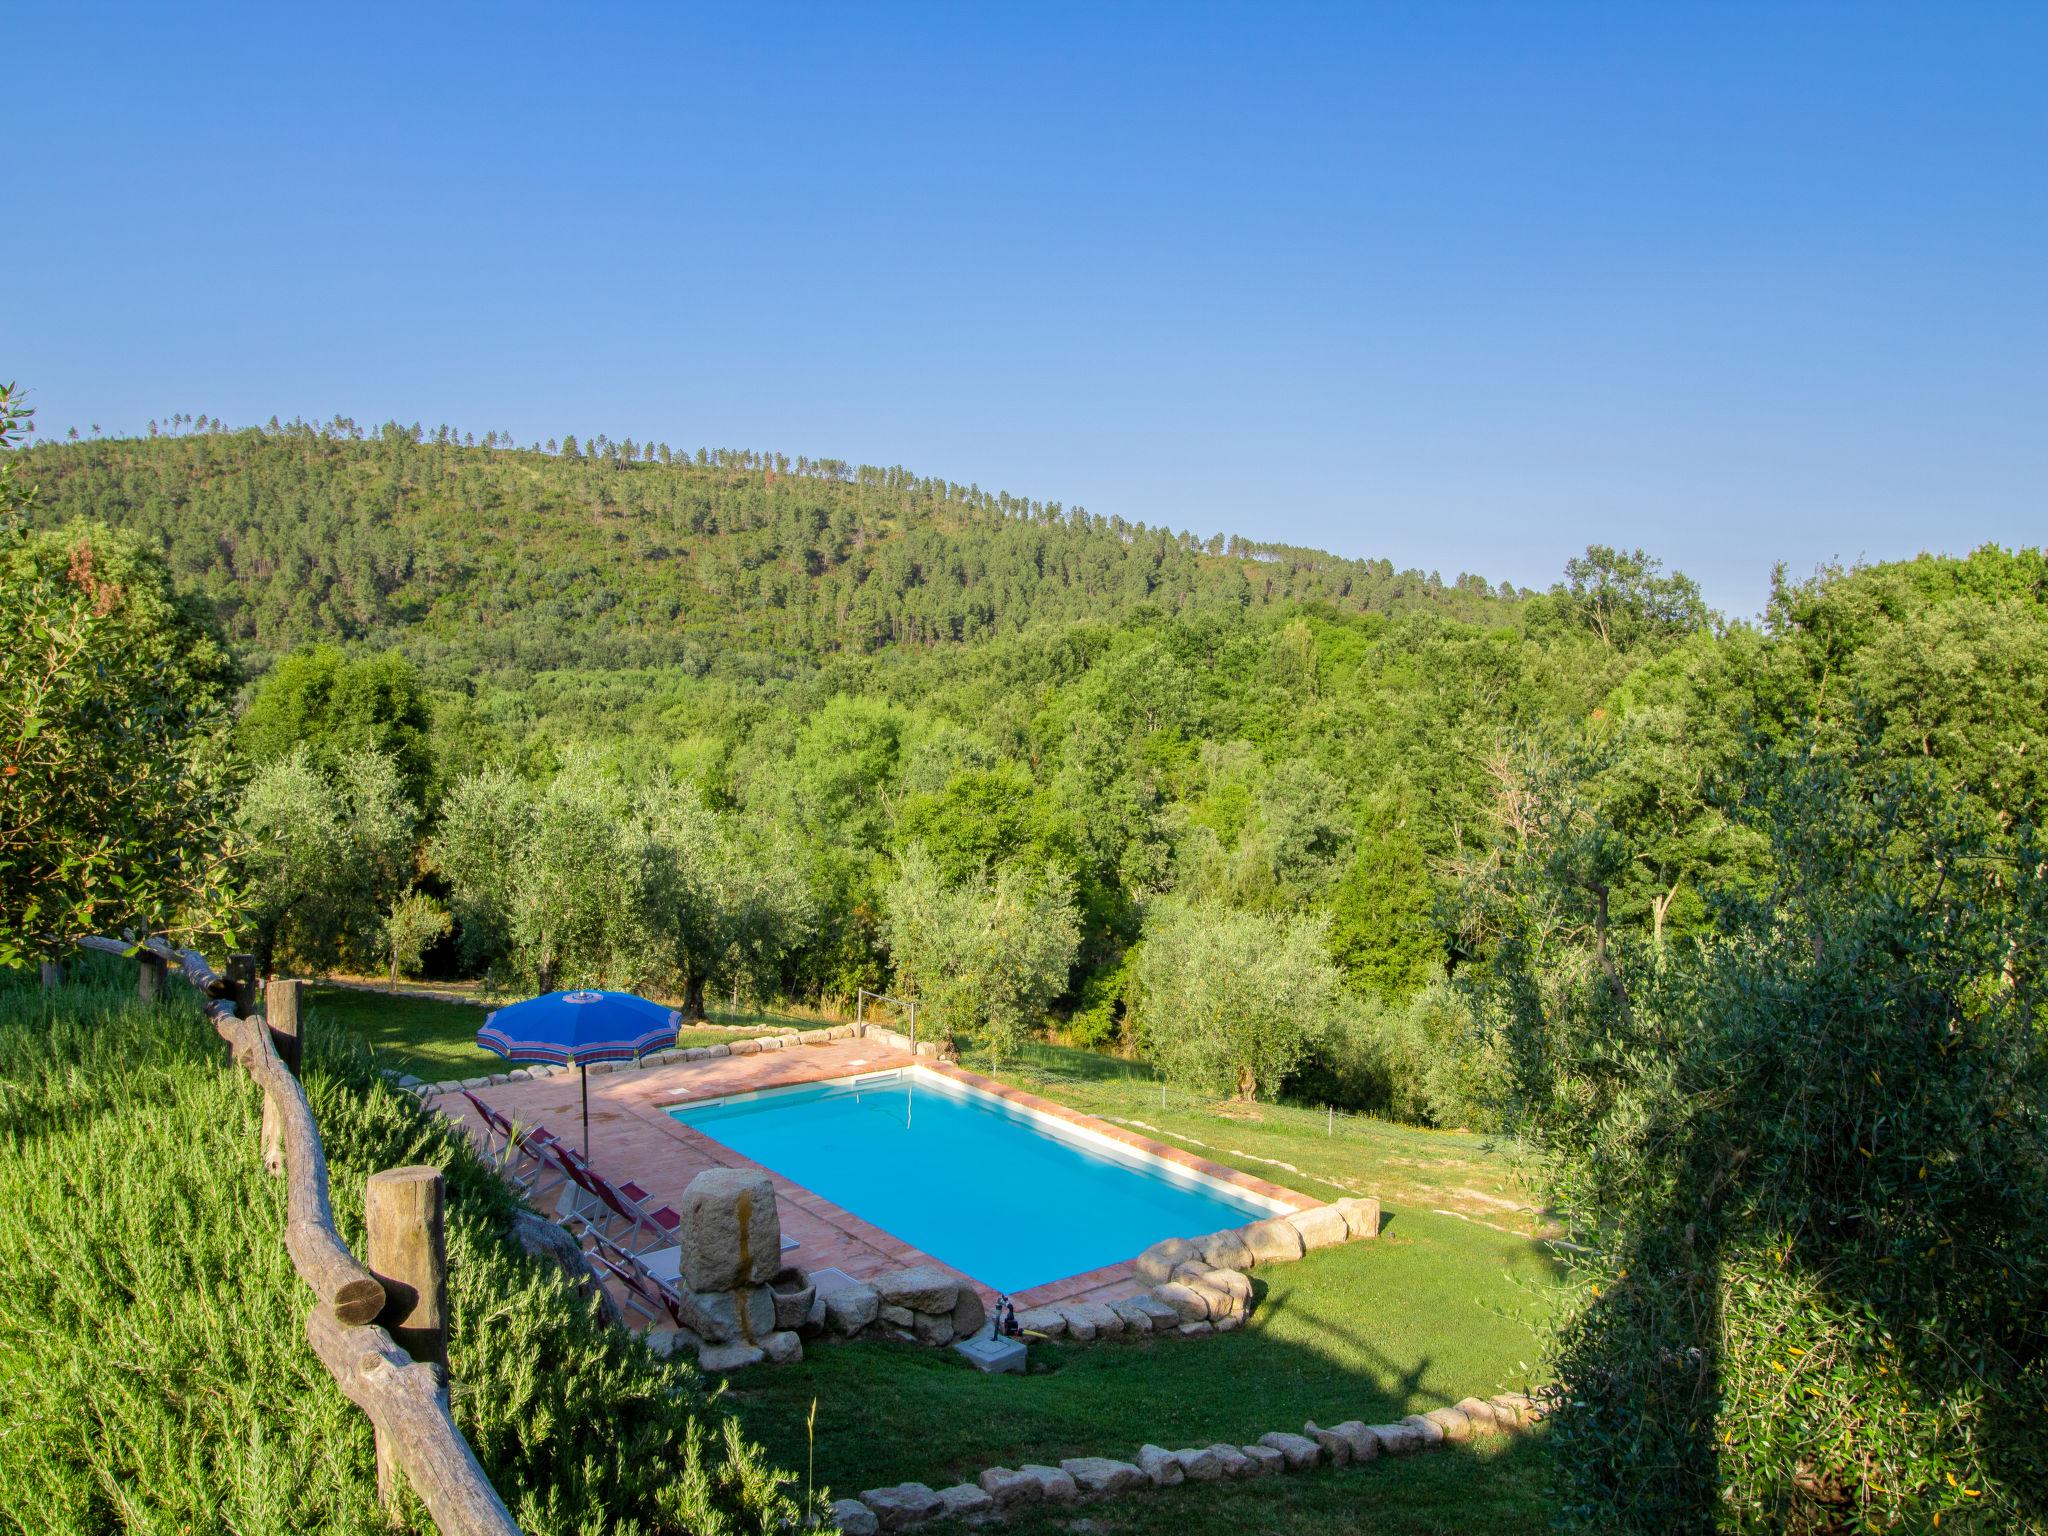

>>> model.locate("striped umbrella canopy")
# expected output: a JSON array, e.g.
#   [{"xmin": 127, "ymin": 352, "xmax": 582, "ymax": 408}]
[{"xmin": 478, "ymin": 989, "xmax": 681, "ymax": 1152}]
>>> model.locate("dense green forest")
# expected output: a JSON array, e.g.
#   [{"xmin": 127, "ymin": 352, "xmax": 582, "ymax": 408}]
[{"xmin": 21, "ymin": 421, "xmax": 2048, "ymax": 1123}]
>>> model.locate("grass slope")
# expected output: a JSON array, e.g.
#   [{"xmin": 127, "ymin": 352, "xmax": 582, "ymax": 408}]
[
  {"xmin": 727, "ymin": 1208, "xmax": 1557, "ymax": 1521},
  {"xmin": 0, "ymin": 973, "xmax": 802, "ymax": 1534}
]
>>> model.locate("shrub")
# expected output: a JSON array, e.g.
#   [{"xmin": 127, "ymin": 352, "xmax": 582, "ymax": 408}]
[
  {"xmin": 0, "ymin": 975, "xmax": 805, "ymax": 1534},
  {"xmin": 1487, "ymin": 749, "xmax": 2048, "ymax": 1531}
]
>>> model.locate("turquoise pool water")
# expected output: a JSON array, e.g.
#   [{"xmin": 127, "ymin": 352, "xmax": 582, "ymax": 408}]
[{"xmin": 669, "ymin": 1071, "xmax": 1276, "ymax": 1293}]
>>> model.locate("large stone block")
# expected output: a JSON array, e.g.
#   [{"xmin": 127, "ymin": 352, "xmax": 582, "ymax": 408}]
[
  {"xmin": 977, "ymin": 1467, "xmax": 1043, "ymax": 1508},
  {"xmin": 689, "ymin": 1285, "xmax": 775, "ymax": 1345},
  {"xmin": 1206, "ymin": 1443, "xmax": 1257, "ymax": 1480},
  {"xmin": 697, "ymin": 1340, "xmax": 764, "ymax": 1372},
  {"xmin": 1110, "ymin": 1299, "xmax": 1157, "ymax": 1333},
  {"xmin": 1333, "ymin": 1195, "xmax": 1382, "ymax": 1239},
  {"xmin": 935, "ymin": 1483, "xmax": 992, "ymax": 1519},
  {"xmin": 1128, "ymin": 1294, "xmax": 1181, "ymax": 1329},
  {"xmin": 1324, "ymin": 1420, "xmax": 1380, "ymax": 1462},
  {"xmin": 1197, "ymin": 1227, "xmax": 1256, "ymax": 1271},
  {"xmin": 1239, "ymin": 1217, "xmax": 1306, "ymax": 1266},
  {"xmin": 1136, "ymin": 1445, "xmax": 1185, "ymax": 1486},
  {"xmin": 823, "ymin": 1282, "xmax": 880, "ymax": 1334},
  {"xmin": 950, "ymin": 1287, "xmax": 988, "ymax": 1339},
  {"xmin": 1013, "ymin": 1305, "xmax": 1067, "ymax": 1338},
  {"xmin": 871, "ymin": 1265, "xmax": 960, "ymax": 1313},
  {"xmin": 828, "ymin": 1498, "xmax": 879, "ymax": 1534},
  {"xmin": 859, "ymin": 1482, "xmax": 944, "ymax": 1531},
  {"xmin": 1365, "ymin": 1421, "xmax": 1428, "ymax": 1455},
  {"xmin": 909, "ymin": 1310, "xmax": 955, "ymax": 1346},
  {"xmin": 1455, "ymin": 1396, "xmax": 1505, "ymax": 1431},
  {"xmin": 1133, "ymin": 1235, "xmax": 1203, "ymax": 1283},
  {"xmin": 1302, "ymin": 1421, "xmax": 1353, "ymax": 1466},
  {"xmin": 1059, "ymin": 1457, "xmax": 1148, "ymax": 1498},
  {"xmin": 1285, "ymin": 1204, "xmax": 1352, "ymax": 1251},
  {"xmin": 678, "ymin": 1168, "xmax": 782, "ymax": 1291},
  {"xmin": 1018, "ymin": 1465, "xmax": 1079, "ymax": 1505},
  {"xmin": 1066, "ymin": 1300, "xmax": 1123, "ymax": 1337},
  {"xmin": 1170, "ymin": 1445, "xmax": 1228, "ymax": 1482},
  {"xmin": 1400, "ymin": 1413, "xmax": 1447, "ymax": 1448},
  {"xmin": 1257, "ymin": 1431, "xmax": 1322, "ymax": 1470},
  {"xmin": 1422, "ymin": 1405, "xmax": 1475, "ymax": 1442},
  {"xmin": 1240, "ymin": 1443, "xmax": 1284, "ymax": 1476},
  {"xmin": 1152, "ymin": 1281, "xmax": 1210, "ymax": 1321},
  {"xmin": 1181, "ymin": 1264, "xmax": 1252, "ymax": 1305}
]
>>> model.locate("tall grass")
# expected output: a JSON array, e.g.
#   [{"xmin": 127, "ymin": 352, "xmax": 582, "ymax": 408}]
[{"xmin": 0, "ymin": 971, "xmax": 805, "ymax": 1535}]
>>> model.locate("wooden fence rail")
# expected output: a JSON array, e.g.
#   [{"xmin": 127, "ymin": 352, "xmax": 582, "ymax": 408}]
[{"xmin": 77, "ymin": 937, "xmax": 522, "ymax": 1536}]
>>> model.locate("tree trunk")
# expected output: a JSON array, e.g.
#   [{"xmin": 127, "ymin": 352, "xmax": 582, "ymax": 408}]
[
  {"xmin": 683, "ymin": 973, "xmax": 708, "ymax": 1021},
  {"xmin": 1236, "ymin": 1064, "xmax": 1256, "ymax": 1100}
]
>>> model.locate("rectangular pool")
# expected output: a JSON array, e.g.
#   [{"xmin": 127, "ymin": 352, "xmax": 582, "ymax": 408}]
[{"xmin": 669, "ymin": 1068, "xmax": 1282, "ymax": 1294}]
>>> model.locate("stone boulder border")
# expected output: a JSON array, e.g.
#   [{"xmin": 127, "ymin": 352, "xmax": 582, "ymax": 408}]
[{"xmin": 827, "ymin": 1389, "xmax": 1552, "ymax": 1526}]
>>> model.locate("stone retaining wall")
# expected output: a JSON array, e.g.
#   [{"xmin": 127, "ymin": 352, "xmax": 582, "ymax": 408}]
[
  {"xmin": 1015, "ymin": 1194, "xmax": 1382, "ymax": 1342},
  {"xmin": 828, "ymin": 1389, "xmax": 1556, "ymax": 1531}
]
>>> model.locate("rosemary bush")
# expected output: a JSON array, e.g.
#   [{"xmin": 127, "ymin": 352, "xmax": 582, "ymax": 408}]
[{"xmin": 0, "ymin": 970, "xmax": 805, "ymax": 1534}]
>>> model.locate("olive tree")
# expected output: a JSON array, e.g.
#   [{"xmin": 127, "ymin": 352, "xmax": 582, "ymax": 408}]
[
  {"xmin": 431, "ymin": 764, "xmax": 813, "ymax": 1010},
  {"xmin": 382, "ymin": 888, "xmax": 451, "ymax": 981},
  {"xmin": 882, "ymin": 843, "xmax": 1080, "ymax": 1059},
  {"xmin": 236, "ymin": 747, "xmax": 416, "ymax": 972},
  {"xmin": 1130, "ymin": 899, "xmax": 1341, "ymax": 1100}
]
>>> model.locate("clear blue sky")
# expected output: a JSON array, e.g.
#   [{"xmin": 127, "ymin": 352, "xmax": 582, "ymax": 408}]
[{"xmin": 7, "ymin": 3, "xmax": 2042, "ymax": 617}]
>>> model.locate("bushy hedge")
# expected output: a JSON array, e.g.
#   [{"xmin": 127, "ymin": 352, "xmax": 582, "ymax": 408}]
[
  {"xmin": 1491, "ymin": 754, "xmax": 2048, "ymax": 1531},
  {"xmin": 0, "ymin": 973, "xmax": 806, "ymax": 1534}
]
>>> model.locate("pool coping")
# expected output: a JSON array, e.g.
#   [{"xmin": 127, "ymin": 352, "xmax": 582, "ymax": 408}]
[{"xmin": 658, "ymin": 1059, "xmax": 1320, "ymax": 1306}]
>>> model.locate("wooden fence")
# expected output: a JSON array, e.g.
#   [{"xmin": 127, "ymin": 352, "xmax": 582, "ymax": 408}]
[{"xmin": 77, "ymin": 936, "xmax": 522, "ymax": 1536}]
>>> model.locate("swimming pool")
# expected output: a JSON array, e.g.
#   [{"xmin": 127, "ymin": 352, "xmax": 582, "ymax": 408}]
[{"xmin": 669, "ymin": 1068, "xmax": 1283, "ymax": 1294}]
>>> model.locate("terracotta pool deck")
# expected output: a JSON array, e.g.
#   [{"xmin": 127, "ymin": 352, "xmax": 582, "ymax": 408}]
[{"xmin": 435, "ymin": 1040, "xmax": 1315, "ymax": 1314}]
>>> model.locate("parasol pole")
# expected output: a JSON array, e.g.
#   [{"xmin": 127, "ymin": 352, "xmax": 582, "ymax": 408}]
[{"xmin": 579, "ymin": 1059, "xmax": 590, "ymax": 1156}]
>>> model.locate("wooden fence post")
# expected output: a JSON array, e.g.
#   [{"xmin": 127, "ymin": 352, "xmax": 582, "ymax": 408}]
[
  {"xmin": 268, "ymin": 978, "xmax": 303, "ymax": 1078},
  {"xmin": 138, "ymin": 951, "xmax": 168, "ymax": 1002},
  {"xmin": 260, "ymin": 979, "xmax": 304, "ymax": 1176},
  {"xmin": 228, "ymin": 953, "xmax": 259, "ymax": 1019},
  {"xmin": 367, "ymin": 1165, "xmax": 449, "ymax": 1511}
]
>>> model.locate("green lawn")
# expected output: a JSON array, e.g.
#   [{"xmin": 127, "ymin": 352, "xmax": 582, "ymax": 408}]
[
  {"xmin": 963, "ymin": 1041, "xmax": 1550, "ymax": 1235},
  {"xmin": 300, "ymin": 985, "xmax": 773, "ymax": 1081},
  {"xmin": 726, "ymin": 1208, "xmax": 1559, "ymax": 1529}
]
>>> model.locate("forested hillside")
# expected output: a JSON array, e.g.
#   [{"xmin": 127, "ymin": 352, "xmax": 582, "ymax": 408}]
[
  {"xmin": 20, "ymin": 422, "xmax": 2048, "ymax": 1127},
  {"xmin": 22, "ymin": 419, "xmax": 1519, "ymax": 676}
]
